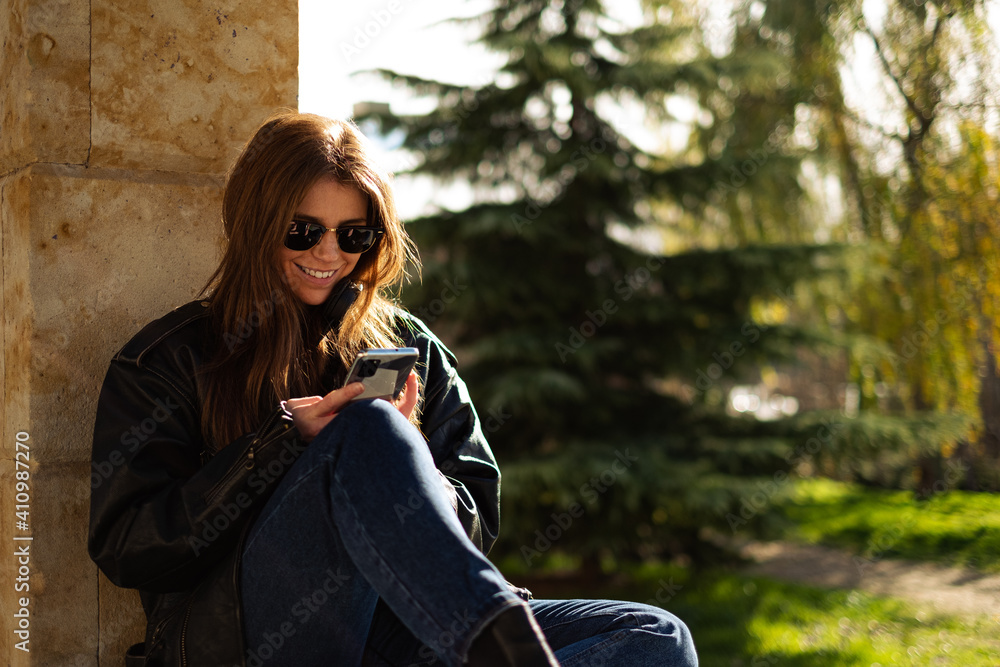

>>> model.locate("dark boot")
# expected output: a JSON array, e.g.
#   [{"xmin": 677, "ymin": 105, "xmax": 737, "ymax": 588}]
[{"xmin": 465, "ymin": 603, "xmax": 561, "ymax": 666}]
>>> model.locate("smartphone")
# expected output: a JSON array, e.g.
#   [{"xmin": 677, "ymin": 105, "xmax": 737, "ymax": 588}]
[{"xmin": 344, "ymin": 347, "xmax": 419, "ymax": 402}]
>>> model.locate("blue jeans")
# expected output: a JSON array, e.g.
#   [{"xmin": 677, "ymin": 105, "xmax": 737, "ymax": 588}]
[{"xmin": 240, "ymin": 400, "xmax": 697, "ymax": 667}]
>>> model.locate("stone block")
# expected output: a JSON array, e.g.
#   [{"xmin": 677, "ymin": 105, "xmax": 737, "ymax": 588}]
[
  {"xmin": 27, "ymin": 164, "xmax": 224, "ymax": 461},
  {"xmin": 20, "ymin": 462, "xmax": 97, "ymax": 666},
  {"xmin": 26, "ymin": 0, "xmax": 91, "ymax": 165},
  {"xmin": 1, "ymin": 169, "xmax": 32, "ymax": 445},
  {"xmin": 90, "ymin": 0, "xmax": 298, "ymax": 173},
  {"xmin": 2, "ymin": 164, "xmax": 224, "ymax": 665},
  {"xmin": 0, "ymin": 0, "xmax": 33, "ymax": 173}
]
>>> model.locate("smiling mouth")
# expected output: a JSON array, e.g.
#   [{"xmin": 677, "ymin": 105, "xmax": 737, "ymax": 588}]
[{"xmin": 296, "ymin": 263, "xmax": 337, "ymax": 279}]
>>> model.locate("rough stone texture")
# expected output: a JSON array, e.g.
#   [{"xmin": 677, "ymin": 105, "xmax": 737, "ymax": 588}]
[
  {"xmin": 28, "ymin": 461, "xmax": 97, "ymax": 666},
  {"xmin": 91, "ymin": 0, "xmax": 298, "ymax": 174},
  {"xmin": 27, "ymin": 0, "xmax": 91, "ymax": 165},
  {"xmin": 0, "ymin": 0, "xmax": 33, "ymax": 174},
  {"xmin": 1, "ymin": 170, "xmax": 32, "ymax": 461},
  {"xmin": 1, "ymin": 0, "xmax": 297, "ymax": 663},
  {"xmin": 27, "ymin": 165, "xmax": 224, "ymax": 463}
]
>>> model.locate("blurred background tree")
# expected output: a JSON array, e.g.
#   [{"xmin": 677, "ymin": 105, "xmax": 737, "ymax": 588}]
[
  {"xmin": 356, "ymin": 0, "xmax": 993, "ymax": 573},
  {"xmin": 809, "ymin": 0, "xmax": 1000, "ymax": 492},
  {"xmin": 738, "ymin": 0, "xmax": 1000, "ymax": 491}
]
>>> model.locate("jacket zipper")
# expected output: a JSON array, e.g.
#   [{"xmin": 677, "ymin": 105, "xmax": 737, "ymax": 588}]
[
  {"xmin": 202, "ymin": 444, "xmax": 256, "ymax": 507},
  {"xmin": 148, "ymin": 619, "xmax": 166, "ymax": 653},
  {"xmin": 202, "ymin": 409, "xmax": 282, "ymax": 506},
  {"xmin": 146, "ymin": 595, "xmax": 188, "ymax": 656},
  {"xmin": 180, "ymin": 599, "xmax": 193, "ymax": 667}
]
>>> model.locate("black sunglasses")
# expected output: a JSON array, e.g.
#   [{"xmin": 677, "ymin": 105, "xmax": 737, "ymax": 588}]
[{"xmin": 284, "ymin": 221, "xmax": 384, "ymax": 254}]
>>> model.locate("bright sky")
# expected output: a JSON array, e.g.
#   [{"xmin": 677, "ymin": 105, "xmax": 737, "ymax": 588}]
[
  {"xmin": 298, "ymin": 0, "xmax": 500, "ymax": 119},
  {"xmin": 300, "ymin": 0, "xmax": 1000, "ymax": 218},
  {"xmin": 298, "ymin": 0, "xmax": 503, "ymax": 217}
]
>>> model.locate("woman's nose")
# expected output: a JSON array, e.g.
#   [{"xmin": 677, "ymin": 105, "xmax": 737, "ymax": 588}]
[{"xmin": 313, "ymin": 229, "xmax": 341, "ymax": 259}]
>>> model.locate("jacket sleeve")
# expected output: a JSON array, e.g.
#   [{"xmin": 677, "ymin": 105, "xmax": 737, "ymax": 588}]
[
  {"xmin": 401, "ymin": 314, "xmax": 502, "ymax": 554},
  {"xmin": 88, "ymin": 345, "xmax": 305, "ymax": 593}
]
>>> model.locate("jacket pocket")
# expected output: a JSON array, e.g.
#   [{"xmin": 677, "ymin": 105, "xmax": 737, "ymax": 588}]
[
  {"xmin": 144, "ymin": 592, "xmax": 194, "ymax": 667},
  {"xmin": 202, "ymin": 406, "xmax": 296, "ymax": 508}
]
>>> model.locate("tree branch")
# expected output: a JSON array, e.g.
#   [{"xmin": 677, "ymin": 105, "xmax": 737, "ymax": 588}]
[{"xmin": 856, "ymin": 14, "xmax": 924, "ymax": 124}]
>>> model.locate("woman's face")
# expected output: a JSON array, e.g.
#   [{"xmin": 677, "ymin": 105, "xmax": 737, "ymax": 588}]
[{"xmin": 279, "ymin": 178, "xmax": 370, "ymax": 306}]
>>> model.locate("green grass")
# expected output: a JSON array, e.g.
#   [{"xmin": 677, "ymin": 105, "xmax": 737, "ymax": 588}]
[
  {"xmin": 515, "ymin": 564, "xmax": 1000, "ymax": 666},
  {"xmin": 494, "ymin": 478, "xmax": 1000, "ymax": 663},
  {"xmin": 773, "ymin": 478, "xmax": 1000, "ymax": 571}
]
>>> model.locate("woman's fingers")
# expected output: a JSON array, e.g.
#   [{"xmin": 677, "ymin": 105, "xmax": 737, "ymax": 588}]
[
  {"xmin": 315, "ymin": 382, "xmax": 366, "ymax": 415},
  {"xmin": 286, "ymin": 383, "xmax": 365, "ymax": 441},
  {"xmin": 289, "ymin": 374, "xmax": 418, "ymax": 443},
  {"xmin": 283, "ymin": 396, "xmax": 323, "ymax": 410}
]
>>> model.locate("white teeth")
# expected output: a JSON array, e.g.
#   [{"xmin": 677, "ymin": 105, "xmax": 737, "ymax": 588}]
[{"xmin": 298, "ymin": 264, "xmax": 336, "ymax": 279}]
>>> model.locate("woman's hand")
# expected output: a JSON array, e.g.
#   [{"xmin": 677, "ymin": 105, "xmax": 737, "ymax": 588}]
[
  {"xmin": 284, "ymin": 383, "xmax": 365, "ymax": 442},
  {"xmin": 285, "ymin": 371, "xmax": 419, "ymax": 442}
]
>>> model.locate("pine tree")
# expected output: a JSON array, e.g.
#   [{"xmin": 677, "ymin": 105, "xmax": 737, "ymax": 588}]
[{"xmin": 357, "ymin": 0, "xmax": 968, "ymax": 570}]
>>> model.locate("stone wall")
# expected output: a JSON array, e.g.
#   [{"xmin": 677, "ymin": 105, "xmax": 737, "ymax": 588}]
[{"xmin": 0, "ymin": 0, "xmax": 297, "ymax": 663}]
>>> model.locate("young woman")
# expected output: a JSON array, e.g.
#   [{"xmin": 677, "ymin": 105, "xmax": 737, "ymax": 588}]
[{"xmin": 88, "ymin": 112, "xmax": 698, "ymax": 667}]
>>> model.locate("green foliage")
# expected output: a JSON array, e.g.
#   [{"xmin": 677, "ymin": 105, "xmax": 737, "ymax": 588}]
[
  {"xmin": 780, "ymin": 410, "xmax": 974, "ymax": 484},
  {"xmin": 357, "ymin": 0, "xmax": 987, "ymax": 567},
  {"xmin": 539, "ymin": 564, "xmax": 1000, "ymax": 665},
  {"xmin": 771, "ymin": 0, "xmax": 1000, "ymax": 478},
  {"xmin": 494, "ymin": 439, "xmax": 774, "ymax": 567},
  {"xmin": 775, "ymin": 477, "xmax": 1000, "ymax": 570}
]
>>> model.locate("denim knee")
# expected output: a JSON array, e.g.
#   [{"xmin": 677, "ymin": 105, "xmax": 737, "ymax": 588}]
[
  {"xmin": 339, "ymin": 396, "xmax": 406, "ymax": 423},
  {"xmin": 306, "ymin": 398, "xmax": 419, "ymax": 462},
  {"xmin": 629, "ymin": 603, "xmax": 698, "ymax": 667}
]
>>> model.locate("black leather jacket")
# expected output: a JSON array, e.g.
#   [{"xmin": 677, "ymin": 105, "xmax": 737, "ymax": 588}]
[{"xmin": 88, "ymin": 298, "xmax": 501, "ymax": 666}]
